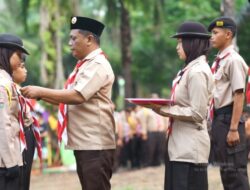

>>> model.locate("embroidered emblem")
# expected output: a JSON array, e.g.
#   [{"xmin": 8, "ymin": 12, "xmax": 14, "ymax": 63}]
[
  {"xmin": 216, "ymin": 21, "xmax": 224, "ymax": 27},
  {"xmin": 71, "ymin": 17, "xmax": 77, "ymax": 24}
]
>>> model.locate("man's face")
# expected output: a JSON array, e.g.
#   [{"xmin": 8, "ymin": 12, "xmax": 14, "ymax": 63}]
[
  {"xmin": 69, "ymin": 29, "xmax": 88, "ymax": 59},
  {"xmin": 210, "ymin": 27, "xmax": 231, "ymax": 50}
]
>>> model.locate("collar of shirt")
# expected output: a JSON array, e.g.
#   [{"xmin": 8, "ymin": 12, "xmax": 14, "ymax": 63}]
[
  {"xmin": 217, "ymin": 44, "xmax": 235, "ymax": 59},
  {"xmin": 0, "ymin": 69, "xmax": 12, "ymax": 82},
  {"xmin": 80, "ymin": 48, "xmax": 102, "ymax": 62},
  {"xmin": 184, "ymin": 55, "xmax": 207, "ymax": 71}
]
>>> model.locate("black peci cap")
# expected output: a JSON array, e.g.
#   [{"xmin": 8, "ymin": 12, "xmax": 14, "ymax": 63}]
[
  {"xmin": 171, "ymin": 21, "xmax": 211, "ymax": 39},
  {"xmin": 0, "ymin": 34, "xmax": 29, "ymax": 54},
  {"xmin": 70, "ymin": 16, "xmax": 105, "ymax": 37},
  {"xmin": 208, "ymin": 16, "xmax": 236, "ymax": 34}
]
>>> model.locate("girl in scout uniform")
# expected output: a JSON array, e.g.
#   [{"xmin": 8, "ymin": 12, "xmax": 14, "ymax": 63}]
[
  {"xmin": 12, "ymin": 54, "xmax": 41, "ymax": 190},
  {"xmin": 0, "ymin": 34, "xmax": 30, "ymax": 190},
  {"xmin": 153, "ymin": 22, "xmax": 214, "ymax": 190}
]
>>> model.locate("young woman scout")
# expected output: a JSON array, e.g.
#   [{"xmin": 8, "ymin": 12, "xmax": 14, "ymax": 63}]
[{"xmin": 153, "ymin": 22, "xmax": 214, "ymax": 190}]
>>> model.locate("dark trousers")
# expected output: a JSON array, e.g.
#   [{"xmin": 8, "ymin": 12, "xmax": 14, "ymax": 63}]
[
  {"xmin": 164, "ymin": 160, "xmax": 208, "ymax": 190},
  {"xmin": 74, "ymin": 149, "xmax": 115, "ymax": 190},
  {"xmin": 146, "ymin": 131, "xmax": 164, "ymax": 166},
  {"xmin": 211, "ymin": 111, "xmax": 250, "ymax": 190},
  {"xmin": 20, "ymin": 127, "xmax": 36, "ymax": 190},
  {"xmin": 164, "ymin": 140, "xmax": 208, "ymax": 190},
  {"xmin": 0, "ymin": 168, "xmax": 19, "ymax": 190},
  {"xmin": 130, "ymin": 135, "xmax": 142, "ymax": 168}
]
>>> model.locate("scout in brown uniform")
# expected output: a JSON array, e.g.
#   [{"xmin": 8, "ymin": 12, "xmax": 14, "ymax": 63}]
[
  {"xmin": 0, "ymin": 34, "xmax": 30, "ymax": 190},
  {"xmin": 12, "ymin": 56, "xmax": 37, "ymax": 190},
  {"xmin": 153, "ymin": 22, "xmax": 213, "ymax": 190},
  {"xmin": 208, "ymin": 17, "xmax": 250, "ymax": 190},
  {"xmin": 21, "ymin": 16, "xmax": 116, "ymax": 190}
]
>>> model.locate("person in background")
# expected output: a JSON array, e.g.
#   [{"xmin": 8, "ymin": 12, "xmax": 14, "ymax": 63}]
[
  {"xmin": 153, "ymin": 22, "xmax": 213, "ymax": 190},
  {"xmin": 208, "ymin": 16, "xmax": 250, "ymax": 190},
  {"xmin": 21, "ymin": 16, "xmax": 116, "ymax": 190},
  {"xmin": 0, "ymin": 34, "xmax": 30, "ymax": 190},
  {"xmin": 112, "ymin": 103, "xmax": 123, "ymax": 172}
]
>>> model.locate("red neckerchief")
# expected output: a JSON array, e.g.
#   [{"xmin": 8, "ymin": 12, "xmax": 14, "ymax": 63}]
[
  {"xmin": 12, "ymin": 83, "xmax": 42, "ymax": 163},
  {"xmin": 57, "ymin": 51, "xmax": 106, "ymax": 145},
  {"xmin": 246, "ymin": 69, "xmax": 250, "ymax": 105},
  {"xmin": 208, "ymin": 52, "xmax": 230, "ymax": 121},
  {"xmin": 167, "ymin": 68, "xmax": 188, "ymax": 135}
]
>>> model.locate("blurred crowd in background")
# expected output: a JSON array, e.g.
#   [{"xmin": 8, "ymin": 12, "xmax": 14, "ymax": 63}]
[{"xmin": 31, "ymin": 93, "xmax": 170, "ymax": 173}]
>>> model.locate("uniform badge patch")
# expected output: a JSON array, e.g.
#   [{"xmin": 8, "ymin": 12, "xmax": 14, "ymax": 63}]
[
  {"xmin": 216, "ymin": 21, "xmax": 224, "ymax": 27},
  {"xmin": 71, "ymin": 17, "xmax": 77, "ymax": 24}
]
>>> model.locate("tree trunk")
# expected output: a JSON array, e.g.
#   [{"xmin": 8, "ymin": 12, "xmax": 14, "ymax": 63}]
[
  {"xmin": 119, "ymin": 0, "xmax": 132, "ymax": 99},
  {"xmin": 221, "ymin": 0, "xmax": 237, "ymax": 48},
  {"xmin": 221, "ymin": 0, "xmax": 234, "ymax": 17},
  {"xmin": 237, "ymin": 3, "xmax": 250, "ymax": 26},
  {"xmin": 71, "ymin": 0, "xmax": 80, "ymax": 15},
  {"xmin": 39, "ymin": 3, "xmax": 49, "ymax": 85},
  {"xmin": 54, "ymin": 0, "xmax": 64, "ymax": 89}
]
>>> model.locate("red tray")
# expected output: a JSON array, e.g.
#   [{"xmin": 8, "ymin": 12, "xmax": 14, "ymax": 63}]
[{"xmin": 126, "ymin": 98, "xmax": 173, "ymax": 106}]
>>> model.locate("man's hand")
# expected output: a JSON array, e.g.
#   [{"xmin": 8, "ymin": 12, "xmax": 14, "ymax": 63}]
[
  {"xmin": 20, "ymin": 86, "xmax": 42, "ymax": 99},
  {"xmin": 227, "ymin": 130, "xmax": 240, "ymax": 146}
]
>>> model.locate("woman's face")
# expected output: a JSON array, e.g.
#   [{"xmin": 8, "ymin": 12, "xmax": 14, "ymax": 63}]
[
  {"xmin": 176, "ymin": 39, "xmax": 186, "ymax": 61},
  {"xmin": 10, "ymin": 51, "xmax": 22, "ymax": 71},
  {"xmin": 10, "ymin": 51, "xmax": 27, "ymax": 84},
  {"xmin": 12, "ymin": 62, "xmax": 27, "ymax": 84}
]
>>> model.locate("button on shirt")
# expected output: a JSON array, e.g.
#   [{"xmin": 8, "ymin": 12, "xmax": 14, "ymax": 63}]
[
  {"xmin": 66, "ymin": 48, "xmax": 116, "ymax": 150},
  {"xmin": 213, "ymin": 45, "xmax": 248, "ymax": 109}
]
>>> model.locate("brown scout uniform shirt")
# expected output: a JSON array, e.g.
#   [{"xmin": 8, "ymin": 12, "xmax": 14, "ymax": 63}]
[
  {"xmin": 213, "ymin": 45, "xmax": 248, "ymax": 109},
  {"xmin": 66, "ymin": 48, "xmax": 116, "ymax": 150},
  {"xmin": 0, "ymin": 70, "xmax": 32, "ymax": 168},
  {"xmin": 158, "ymin": 55, "xmax": 214, "ymax": 163}
]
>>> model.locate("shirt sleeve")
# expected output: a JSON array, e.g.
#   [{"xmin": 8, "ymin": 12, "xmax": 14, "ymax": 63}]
[
  {"xmin": 159, "ymin": 71, "xmax": 209, "ymax": 123},
  {"xmin": 0, "ymin": 86, "xmax": 17, "ymax": 167},
  {"xmin": 227, "ymin": 57, "xmax": 248, "ymax": 92}
]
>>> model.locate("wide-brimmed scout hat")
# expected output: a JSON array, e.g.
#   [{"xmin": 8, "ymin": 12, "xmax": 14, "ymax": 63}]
[
  {"xmin": 0, "ymin": 34, "xmax": 29, "ymax": 54},
  {"xmin": 70, "ymin": 16, "xmax": 105, "ymax": 37},
  {"xmin": 171, "ymin": 21, "xmax": 211, "ymax": 39}
]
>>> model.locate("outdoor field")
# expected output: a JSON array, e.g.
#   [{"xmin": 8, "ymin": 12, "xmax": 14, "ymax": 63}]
[{"xmin": 30, "ymin": 164, "xmax": 246, "ymax": 190}]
